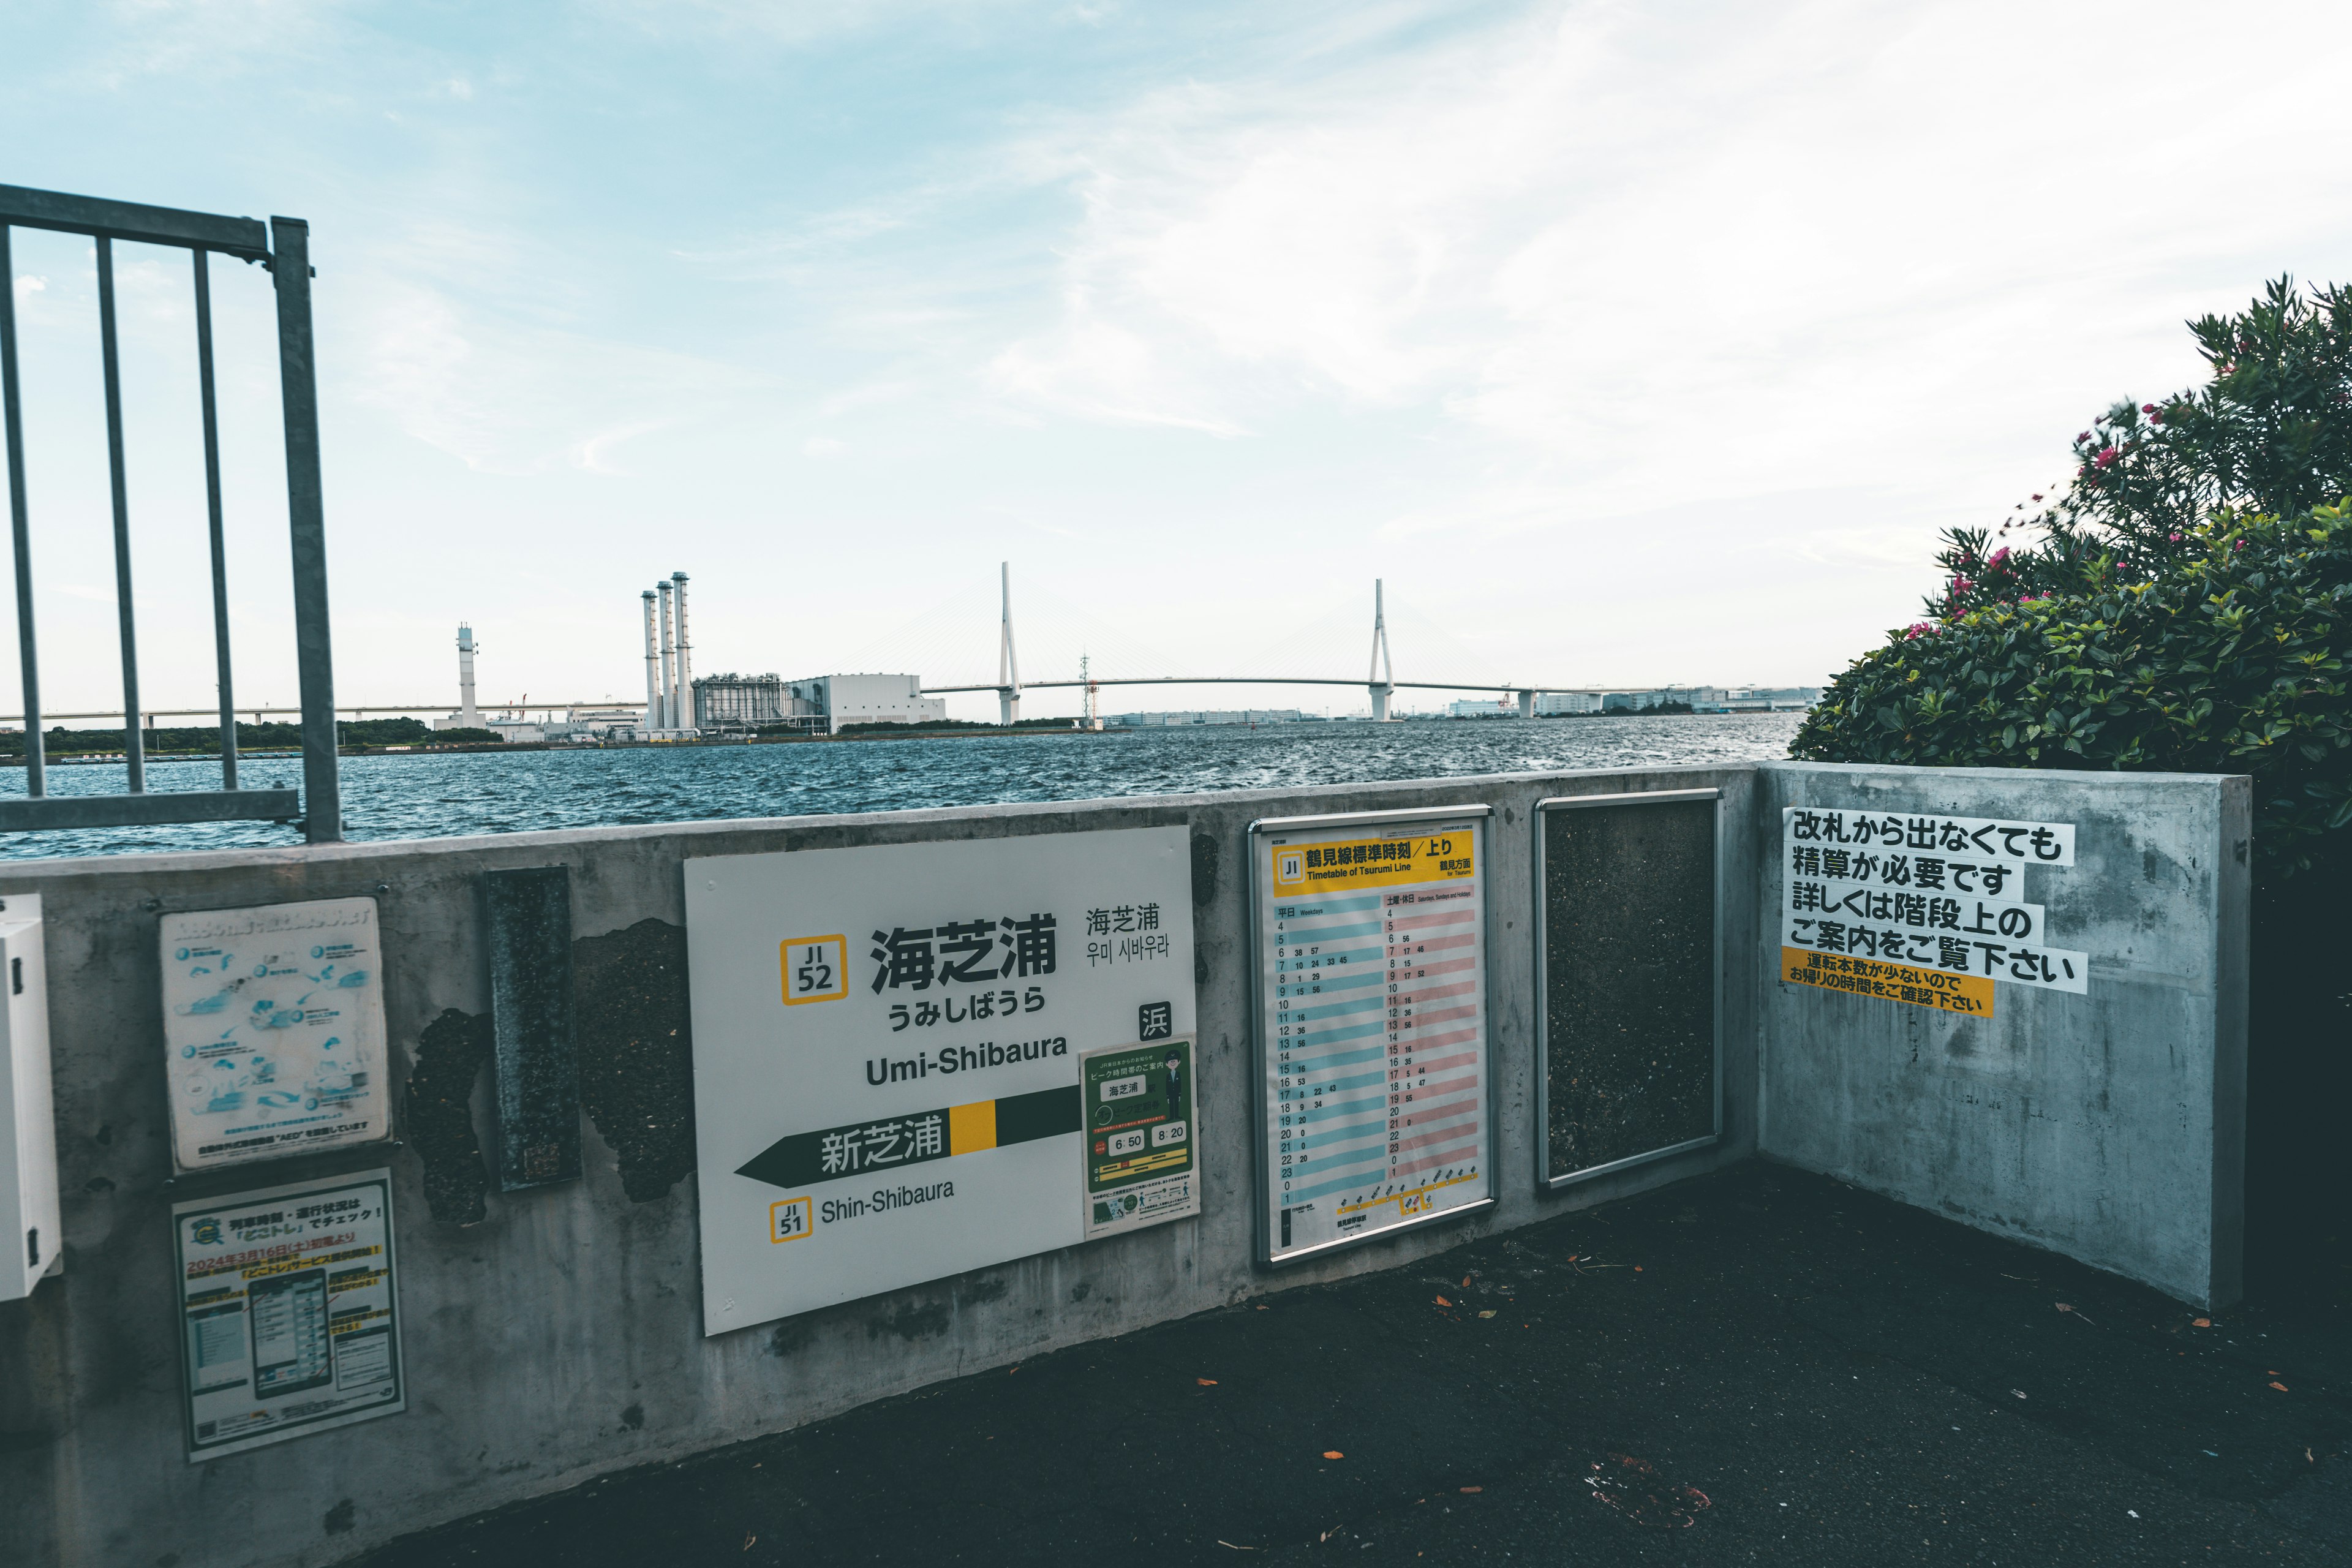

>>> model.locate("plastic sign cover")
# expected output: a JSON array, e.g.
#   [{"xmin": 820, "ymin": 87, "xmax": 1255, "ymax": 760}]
[
  {"xmin": 1253, "ymin": 810, "xmax": 1493, "ymax": 1264},
  {"xmin": 687, "ymin": 827, "xmax": 1196, "ymax": 1334},
  {"xmin": 1779, "ymin": 806, "xmax": 2089, "ymax": 1016},
  {"xmin": 173, "ymin": 1169, "xmax": 404, "ymax": 1461},
  {"xmin": 160, "ymin": 898, "xmax": 391, "ymax": 1172}
]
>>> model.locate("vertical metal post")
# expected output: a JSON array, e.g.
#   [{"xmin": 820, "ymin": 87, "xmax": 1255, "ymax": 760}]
[
  {"xmin": 270, "ymin": 217, "xmax": 341, "ymax": 842},
  {"xmin": 193, "ymin": 251, "xmax": 236, "ymax": 790},
  {"xmin": 0, "ymin": 227, "xmax": 41, "ymax": 797},
  {"xmin": 96, "ymin": 238, "xmax": 145, "ymax": 791}
]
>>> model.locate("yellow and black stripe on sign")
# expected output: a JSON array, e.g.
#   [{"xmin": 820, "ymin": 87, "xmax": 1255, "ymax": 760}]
[{"xmin": 733, "ymin": 1085, "xmax": 1079, "ymax": 1191}]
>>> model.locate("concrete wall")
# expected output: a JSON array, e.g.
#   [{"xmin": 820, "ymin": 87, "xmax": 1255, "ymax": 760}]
[
  {"xmin": 0, "ymin": 764, "xmax": 1762, "ymax": 1568},
  {"xmin": 1755, "ymin": 762, "xmax": 2249, "ymax": 1310}
]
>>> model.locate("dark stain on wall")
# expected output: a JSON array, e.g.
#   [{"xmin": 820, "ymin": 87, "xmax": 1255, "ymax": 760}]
[
  {"xmin": 867, "ymin": 1297, "xmax": 951, "ymax": 1341},
  {"xmin": 406, "ymin": 1009, "xmax": 494, "ymax": 1225},
  {"xmin": 573, "ymin": 918, "xmax": 697, "ymax": 1202},
  {"xmin": 1189, "ymin": 831, "xmax": 1218, "ymax": 907}
]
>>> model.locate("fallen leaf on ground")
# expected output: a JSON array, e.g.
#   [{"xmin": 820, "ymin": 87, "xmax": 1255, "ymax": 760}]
[
  {"xmin": 742, "ymin": 1536, "xmax": 756, "ymax": 1551},
  {"xmin": 2272, "ymin": 1382, "xmax": 2291, "ymax": 1392},
  {"xmin": 2193, "ymin": 1317, "xmax": 2211, "ymax": 1328},
  {"xmin": 1460, "ymin": 1486, "xmax": 1483, "ymax": 1494},
  {"xmin": 1324, "ymin": 1450, "xmax": 1345, "ymax": 1460},
  {"xmin": 1434, "ymin": 1295, "xmax": 1451, "ymax": 1307},
  {"xmin": 2056, "ymin": 1303, "xmax": 2073, "ymax": 1313},
  {"xmin": 1478, "ymin": 1310, "xmax": 1497, "ymax": 1319},
  {"xmin": 1634, "ymin": 1266, "xmax": 1643, "ymax": 1273},
  {"xmin": 1461, "ymin": 1276, "xmax": 1471, "ymax": 1289}
]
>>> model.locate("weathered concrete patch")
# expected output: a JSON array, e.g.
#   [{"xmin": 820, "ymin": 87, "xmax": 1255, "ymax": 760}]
[
  {"xmin": 573, "ymin": 918, "xmax": 696, "ymax": 1202},
  {"xmin": 405, "ymin": 1009, "xmax": 494, "ymax": 1225}
]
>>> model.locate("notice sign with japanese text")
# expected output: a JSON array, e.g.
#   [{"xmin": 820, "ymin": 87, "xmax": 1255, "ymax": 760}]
[
  {"xmin": 1781, "ymin": 807, "xmax": 2089, "ymax": 1016},
  {"xmin": 160, "ymin": 898, "xmax": 391, "ymax": 1173},
  {"xmin": 1082, "ymin": 1036, "xmax": 1199, "ymax": 1239},
  {"xmin": 1251, "ymin": 807, "xmax": 1494, "ymax": 1266},
  {"xmin": 687, "ymin": 827, "xmax": 1196, "ymax": 1333},
  {"xmin": 173, "ymin": 1168, "xmax": 404, "ymax": 1461}
]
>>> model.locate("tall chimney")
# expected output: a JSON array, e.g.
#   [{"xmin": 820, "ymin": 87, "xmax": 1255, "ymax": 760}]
[
  {"xmin": 641, "ymin": 592, "xmax": 659, "ymax": 733},
  {"xmin": 456, "ymin": 622, "xmax": 480, "ymax": 729},
  {"xmin": 671, "ymin": 571, "xmax": 692, "ymax": 731},
  {"xmin": 656, "ymin": 581, "xmax": 677, "ymax": 733}
]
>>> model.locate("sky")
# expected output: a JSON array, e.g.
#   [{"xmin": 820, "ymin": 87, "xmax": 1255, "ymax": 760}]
[{"xmin": 4, "ymin": 0, "xmax": 2351, "ymax": 723}]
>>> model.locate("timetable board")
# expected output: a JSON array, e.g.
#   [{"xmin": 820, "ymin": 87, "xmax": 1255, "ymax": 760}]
[{"xmin": 1250, "ymin": 806, "xmax": 1494, "ymax": 1265}]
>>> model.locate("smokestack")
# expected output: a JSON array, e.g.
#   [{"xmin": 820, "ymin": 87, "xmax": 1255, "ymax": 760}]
[
  {"xmin": 456, "ymin": 622, "xmax": 480, "ymax": 729},
  {"xmin": 656, "ymin": 581, "xmax": 676, "ymax": 733},
  {"xmin": 641, "ymin": 592, "xmax": 659, "ymax": 733},
  {"xmin": 671, "ymin": 571, "xmax": 692, "ymax": 731}
]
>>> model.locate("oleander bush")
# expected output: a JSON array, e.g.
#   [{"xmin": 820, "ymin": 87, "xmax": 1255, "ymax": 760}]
[
  {"xmin": 1790, "ymin": 503, "xmax": 2352, "ymax": 876},
  {"xmin": 1795, "ymin": 277, "xmax": 2352, "ymax": 879}
]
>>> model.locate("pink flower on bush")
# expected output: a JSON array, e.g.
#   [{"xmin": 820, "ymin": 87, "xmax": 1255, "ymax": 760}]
[
  {"xmin": 2076, "ymin": 431, "xmax": 2092, "ymax": 444},
  {"xmin": 2031, "ymin": 493, "xmax": 2043, "ymax": 501},
  {"xmin": 1904, "ymin": 622, "xmax": 1936, "ymax": 639},
  {"xmin": 1951, "ymin": 576, "xmax": 1975, "ymax": 595},
  {"xmin": 2168, "ymin": 531, "xmax": 2183, "ymax": 541},
  {"xmin": 2094, "ymin": 446, "xmax": 2120, "ymax": 469},
  {"xmin": 2141, "ymin": 404, "xmax": 2158, "ymax": 415},
  {"xmin": 1988, "ymin": 546, "xmax": 2011, "ymax": 567}
]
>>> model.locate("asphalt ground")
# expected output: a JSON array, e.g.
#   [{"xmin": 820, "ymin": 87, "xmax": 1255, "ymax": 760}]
[{"xmin": 358, "ymin": 1164, "xmax": 2352, "ymax": 1567}]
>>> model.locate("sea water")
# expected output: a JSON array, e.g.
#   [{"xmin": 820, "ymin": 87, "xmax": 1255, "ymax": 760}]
[{"xmin": 0, "ymin": 712, "xmax": 1804, "ymax": 860}]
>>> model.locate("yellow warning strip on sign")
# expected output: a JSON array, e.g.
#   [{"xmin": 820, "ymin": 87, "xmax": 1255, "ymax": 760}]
[{"xmin": 1781, "ymin": 947, "xmax": 1994, "ymax": 1016}]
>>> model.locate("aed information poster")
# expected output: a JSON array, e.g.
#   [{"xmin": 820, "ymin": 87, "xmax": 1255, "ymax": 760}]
[
  {"xmin": 687, "ymin": 827, "xmax": 1199, "ymax": 1334},
  {"xmin": 172, "ymin": 1169, "xmax": 404, "ymax": 1462},
  {"xmin": 1250, "ymin": 807, "xmax": 1494, "ymax": 1266},
  {"xmin": 160, "ymin": 898, "xmax": 391, "ymax": 1173}
]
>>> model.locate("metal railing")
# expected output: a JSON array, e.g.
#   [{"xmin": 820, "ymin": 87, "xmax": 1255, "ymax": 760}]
[{"xmin": 0, "ymin": 184, "xmax": 339, "ymax": 840}]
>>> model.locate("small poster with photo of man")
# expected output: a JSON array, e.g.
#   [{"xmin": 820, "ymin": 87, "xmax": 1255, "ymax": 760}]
[{"xmin": 1080, "ymin": 1036, "xmax": 1199, "ymax": 1239}]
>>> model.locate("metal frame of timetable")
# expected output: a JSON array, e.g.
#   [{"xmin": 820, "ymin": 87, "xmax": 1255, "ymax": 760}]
[
  {"xmin": 1532, "ymin": 788, "xmax": 1724, "ymax": 1192},
  {"xmin": 1248, "ymin": 804, "xmax": 1497, "ymax": 1268}
]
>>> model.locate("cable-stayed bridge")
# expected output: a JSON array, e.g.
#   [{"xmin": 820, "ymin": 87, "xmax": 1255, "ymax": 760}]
[{"xmin": 917, "ymin": 564, "xmax": 1611, "ymax": 723}]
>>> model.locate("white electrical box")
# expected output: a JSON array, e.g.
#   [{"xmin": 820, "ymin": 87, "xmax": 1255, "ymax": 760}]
[{"xmin": 0, "ymin": 893, "xmax": 58, "ymax": 1301}]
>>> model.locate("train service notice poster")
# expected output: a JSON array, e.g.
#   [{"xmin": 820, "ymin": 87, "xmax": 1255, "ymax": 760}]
[
  {"xmin": 1082, "ymin": 1036, "xmax": 1199, "ymax": 1240},
  {"xmin": 1251, "ymin": 807, "xmax": 1494, "ymax": 1266},
  {"xmin": 1779, "ymin": 806, "xmax": 2089, "ymax": 1018},
  {"xmin": 687, "ymin": 827, "xmax": 1198, "ymax": 1334},
  {"xmin": 173, "ymin": 1169, "xmax": 405, "ymax": 1461},
  {"xmin": 160, "ymin": 897, "xmax": 391, "ymax": 1172}
]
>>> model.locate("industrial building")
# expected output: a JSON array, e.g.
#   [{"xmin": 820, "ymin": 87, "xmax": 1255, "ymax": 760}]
[
  {"xmin": 431, "ymin": 623, "xmax": 486, "ymax": 731},
  {"xmin": 692, "ymin": 674, "xmax": 798, "ymax": 734},
  {"xmin": 1110, "ymin": 709, "xmax": 1306, "ymax": 727},
  {"xmin": 1443, "ymin": 687, "xmax": 1823, "ymax": 718},
  {"xmin": 785, "ymin": 674, "xmax": 946, "ymax": 734},
  {"xmin": 641, "ymin": 572, "xmax": 698, "ymax": 736}
]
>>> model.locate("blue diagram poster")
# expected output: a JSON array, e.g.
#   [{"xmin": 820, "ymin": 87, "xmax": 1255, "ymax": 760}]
[{"xmin": 160, "ymin": 897, "xmax": 391, "ymax": 1172}]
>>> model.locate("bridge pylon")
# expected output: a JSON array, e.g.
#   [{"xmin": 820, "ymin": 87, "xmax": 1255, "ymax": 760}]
[
  {"xmin": 996, "ymin": 561, "xmax": 1021, "ymax": 726},
  {"xmin": 1367, "ymin": 578, "xmax": 1395, "ymax": 721}
]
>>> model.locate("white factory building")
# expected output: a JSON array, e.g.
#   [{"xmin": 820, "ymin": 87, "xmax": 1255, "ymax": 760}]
[{"xmin": 785, "ymin": 673, "xmax": 946, "ymax": 734}]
